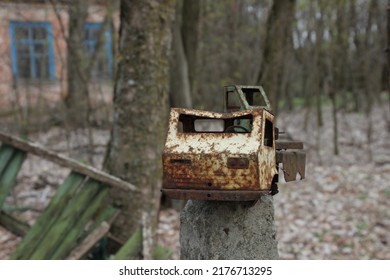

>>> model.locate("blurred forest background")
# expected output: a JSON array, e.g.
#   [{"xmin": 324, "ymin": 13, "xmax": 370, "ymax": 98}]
[{"xmin": 0, "ymin": 0, "xmax": 389, "ymax": 259}]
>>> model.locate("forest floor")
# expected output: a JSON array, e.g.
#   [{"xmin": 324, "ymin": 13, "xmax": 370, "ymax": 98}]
[
  {"xmin": 0, "ymin": 103, "xmax": 389, "ymax": 259},
  {"xmin": 274, "ymin": 104, "xmax": 390, "ymax": 259}
]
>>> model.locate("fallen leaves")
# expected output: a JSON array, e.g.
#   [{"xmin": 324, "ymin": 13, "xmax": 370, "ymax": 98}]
[{"xmin": 1, "ymin": 105, "xmax": 389, "ymax": 259}]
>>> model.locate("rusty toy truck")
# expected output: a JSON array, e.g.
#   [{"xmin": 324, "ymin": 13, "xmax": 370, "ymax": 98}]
[{"xmin": 162, "ymin": 85, "xmax": 305, "ymax": 201}]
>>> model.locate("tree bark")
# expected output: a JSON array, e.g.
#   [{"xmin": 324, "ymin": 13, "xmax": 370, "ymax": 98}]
[
  {"xmin": 180, "ymin": 197, "xmax": 279, "ymax": 260},
  {"xmin": 103, "ymin": 0, "xmax": 175, "ymax": 256}
]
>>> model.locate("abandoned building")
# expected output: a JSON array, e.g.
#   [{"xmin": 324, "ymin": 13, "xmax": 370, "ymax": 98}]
[{"xmin": 0, "ymin": 0, "xmax": 118, "ymax": 112}]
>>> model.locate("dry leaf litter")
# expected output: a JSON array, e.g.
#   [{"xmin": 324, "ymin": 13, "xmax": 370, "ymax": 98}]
[{"xmin": 0, "ymin": 105, "xmax": 389, "ymax": 259}]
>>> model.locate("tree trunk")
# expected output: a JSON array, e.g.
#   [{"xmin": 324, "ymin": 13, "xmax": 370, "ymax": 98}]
[
  {"xmin": 315, "ymin": 1, "xmax": 325, "ymax": 128},
  {"xmin": 169, "ymin": 0, "xmax": 192, "ymax": 108},
  {"xmin": 103, "ymin": 0, "xmax": 175, "ymax": 257},
  {"xmin": 181, "ymin": 0, "xmax": 201, "ymax": 92},
  {"xmin": 65, "ymin": 0, "xmax": 90, "ymax": 127},
  {"xmin": 362, "ymin": 0, "xmax": 377, "ymax": 161},
  {"xmin": 169, "ymin": 0, "xmax": 201, "ymax": 109},
  {"xmin": 330, "ymin": 91, "xmax": 339, "ymax": 156},
  {"xmin": 387, "ymin": 1, "xmax": 390, "ymax": 132},
  {"xmin": 256, "ymin": 0, "xmax": 296, "ymax": 114},
  {"xmin": 180, "ymin": 197, "xmax": 279, "ymax": 260}
]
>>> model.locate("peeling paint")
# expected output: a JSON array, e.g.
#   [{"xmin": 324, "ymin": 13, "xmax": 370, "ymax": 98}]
[
  {"xmin": 162, "ymin": 85, "xmax": 306, "ymax": 201},
  {"xmin": 162, "ymin": 107, "xmax": 277, "ymax": 201}
]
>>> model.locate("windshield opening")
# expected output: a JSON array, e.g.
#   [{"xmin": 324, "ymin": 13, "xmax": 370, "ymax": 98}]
[{"xmin": 178, "ymin": 114, "xmax": 253, "ymax": 134}]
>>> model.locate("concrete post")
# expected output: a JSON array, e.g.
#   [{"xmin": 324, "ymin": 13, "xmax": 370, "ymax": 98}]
[{"xmin": 180, "ymin": 195, "xmax": 279, "ymax": 260}]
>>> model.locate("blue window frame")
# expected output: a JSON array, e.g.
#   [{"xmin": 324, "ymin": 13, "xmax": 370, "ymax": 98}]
[
  {"xmin": 84, "ymin": 23, "xmax": 113, "ymax": 79},
  {"xmin": 9, "ymin": 21, "xmax": 55, "ymax": 81}
]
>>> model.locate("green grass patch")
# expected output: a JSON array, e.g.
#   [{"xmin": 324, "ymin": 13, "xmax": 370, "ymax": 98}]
[
  {"xmin": 313, "ymin": 232, "xmax": 323, "ymax": 240},
  {"xmin": 357, "ymin": 193, "xmax": 368, "ymax": 200},
  {"xmin": 278, "ymin": 97, "xmax": 306, "ymax": 110},
  {"xmin": 356, "ymin": 223, "xmax": 369, "ymax": 232}
]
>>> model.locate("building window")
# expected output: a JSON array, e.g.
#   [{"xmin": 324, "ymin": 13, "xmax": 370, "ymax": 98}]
[
  {"xmin": 84, "ymin": 23, "xmax": 113, "ymax": 80},
  {"xmin": 9, "ymin": 21, "xmax": 55, "ymax": 81}
]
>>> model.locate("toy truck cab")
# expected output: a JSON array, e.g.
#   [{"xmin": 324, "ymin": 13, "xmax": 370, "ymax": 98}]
[
  {"xmin": 162, "ymin": 107, "xmax": 278, "ymax": 201},
  {"xmin": 162, "ymin": 85, "xmax": 306, "ymax": 201},
  {"xmin": 224, "ymin": 85, "xmax": 306, "ymax": 186}
]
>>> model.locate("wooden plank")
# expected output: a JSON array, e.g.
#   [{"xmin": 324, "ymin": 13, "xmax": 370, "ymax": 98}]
[
  {"xmin": 50, "ymin": 185, "xmax": 109, "ymax": 259},
  {"xmin": 275, "ymin": 140, "xmax": 304, "ymax": 150},
  {"xmin": 0, "ymin": 131, "xmax": 137, "ymax": 192},
  {"xmin": 0, "ymin": 145, "xmax": 16, "ymax": 175},
  {"xmin": 113, "ymin": 228, "xmax": 142, "ymax": 260},
  {"xmin": 11, "ymin": 172, "xmax": 86, "ymax": 259},
  {"xmin": 0, "ymin": 210, "xmax": 30, "ymax": 236},
  {"xmin": 66, "ymin": 221, "xmax": 110, "ymax": 260},
  {"xmin": 0, "ymin": 151, "xmax": 26, "ymax": 208},
  {"xmin": 29, "ymin": 179, "xmax": 103, "ymax": 259},
  {"xmin": 81, "ymin": 206, "xmax": 118, "ymax": 240},
  {"xmin": 66, "ymin": 207, "xmax": 119, "ymax": 260}
]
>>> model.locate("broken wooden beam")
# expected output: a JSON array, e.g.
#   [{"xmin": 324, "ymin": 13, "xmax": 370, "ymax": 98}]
[
  {"xmin": 0, "ymin": 131, "xmax": 137, "ymax": 192},
  {"xmin": 67, "ymin": 222, "xmax": 110, "ymax": 260},
  {"xmin": 275, "ymin": 140, "xmax": 304, "ymax": 150},
  {"xmin": 0, "ymin": 210, "xmax": 30, "ymax": 237},
  {"xmin": 113, "ymin": 228, "xmax": 142, "ymax": 260},
  {"xmin": 29, "ymin": 180, "xmax": 106, "ymax": 259},
  {"xmin": 67, "ymin": 208, "xmax": 118, "ymax": 260},
  {"xmin": 11, "ymin": 172, "xmax": 86, "ymax": 259},
  {"xmin": 0, "ymin": 146, "xmax": 26, "ymax": 207}
]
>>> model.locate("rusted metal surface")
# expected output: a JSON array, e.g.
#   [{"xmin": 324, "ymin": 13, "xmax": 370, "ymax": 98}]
[
  {"xmin": 163, "ymin": 189, "xmax": 270, "ymax": 201},
  {"xmin": 224, "ymin": 85, "xmax": 306, "ymax": 185},
  {"xmin": 162, "ymin": 85, "xmax": 306, "ymax": 201},
  {"xmin": 162, "ymin": 107, "xmax": 277, "ymax": 201},
  {"xmin": 276, "ymin": 151, "xmax": 306, "ymax": 181}
]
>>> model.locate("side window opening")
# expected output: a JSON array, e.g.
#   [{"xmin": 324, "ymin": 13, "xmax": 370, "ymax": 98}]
[
  {"xmin": 226, "ymin": 90, "xmax": 241, "ymax": 112},
  {"xmin": 264, "ymin": 119, "xmax": 274, "ymax": 147}
]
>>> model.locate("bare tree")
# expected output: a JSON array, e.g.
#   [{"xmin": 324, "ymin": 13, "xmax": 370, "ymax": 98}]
[
  {"xmin": 169, "ymin": 0, "xmax": 201, "ymax": 108},
  {"xmin": 169, "ymin": 0, "xmax": 192, "ymax": 108},
  {"xmin": 103, "ymin": 0, "xmax": 175, "ymax": 258},
  {"xmin": 181, "ymin": 0, "xmax": 201, "ymax": 93},
  {"xmin": 256, "ymin": 0, "xmax": 296, "ymax": 114},
  {"xmin": 65, "ymin": 0, "xmax": 89, "ymax": 127},
  {"xmin": 387, "ymin": 0, "xmax": 390, "ymax": 131},
  {"xmin": 64, "ymin": 0, "xmax": 116, "ymax": 128}
]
